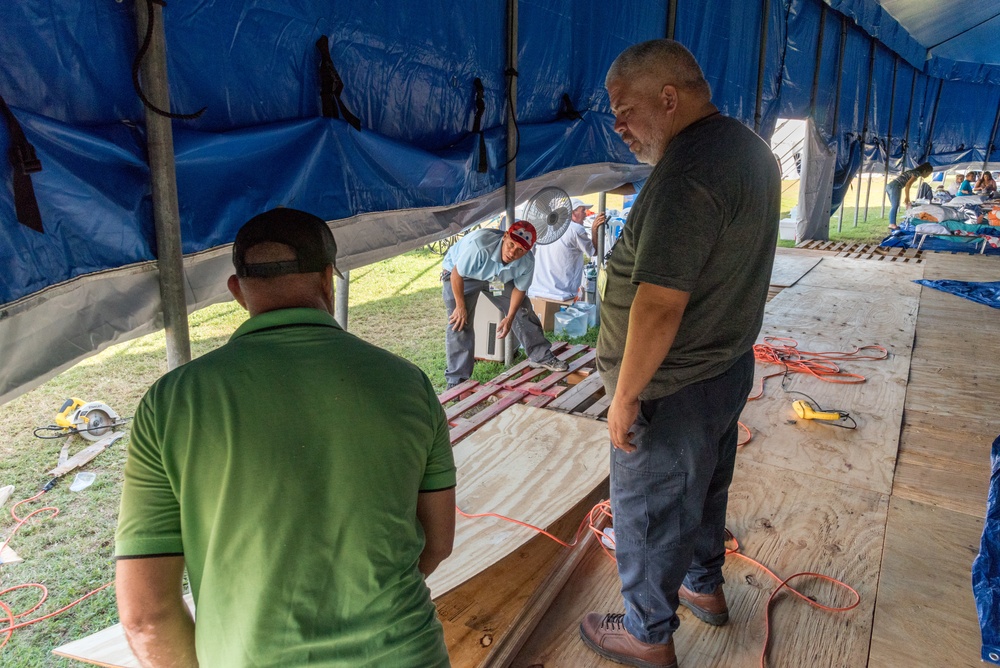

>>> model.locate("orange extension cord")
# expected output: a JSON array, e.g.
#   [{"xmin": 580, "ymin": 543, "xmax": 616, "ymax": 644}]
[
  {"xmin": 737, "ymin": 336, "xmax": 889, "ymax": 446},
  {"xmin": 0, "ymin": 491, "xmax": 113, "ymax": 650},
  {"xmin": 466, "ymin": 499, "xmax": 859, "ymax": 668}
]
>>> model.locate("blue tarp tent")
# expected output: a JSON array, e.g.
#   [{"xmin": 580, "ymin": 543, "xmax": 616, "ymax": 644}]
[{"xmin": 2, "ymin": 0, "xmax": 1000, "ymax": 404}]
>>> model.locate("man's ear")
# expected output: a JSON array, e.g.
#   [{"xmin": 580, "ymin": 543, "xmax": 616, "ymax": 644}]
[
  {"xmin": 321, "ymin": 265, "xmax": 335, "ymax": 302},
  {"xmin": 228, "ymin": 274, "xmax": 248, "ymax": 310},
  {"xmin": 660, "ymin": 84, "xmax": 678, "ymax": 112}
]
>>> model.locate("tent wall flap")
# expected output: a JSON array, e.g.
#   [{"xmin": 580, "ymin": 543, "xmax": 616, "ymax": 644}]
[{"xmin": 5, "ymin": 0, "xmax": 1000, "ymax": 405}]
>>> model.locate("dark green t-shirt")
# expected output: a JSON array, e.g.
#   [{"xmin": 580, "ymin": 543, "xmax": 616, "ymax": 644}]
[
  {"xmin": 116, "ymin": 308, "xmax": 455, "ymax": 667},
  {"xmin": 597, "ymin": 113, "xmax": 780, "ymax": 400}
]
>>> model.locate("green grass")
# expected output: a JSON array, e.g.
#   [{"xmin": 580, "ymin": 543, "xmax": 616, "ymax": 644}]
[{"xmin": 780, "ymin": 177, "xmax": 895, "ymax": 247}]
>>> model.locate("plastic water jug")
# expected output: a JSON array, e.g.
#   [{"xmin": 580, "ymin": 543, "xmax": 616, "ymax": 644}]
[
  {"xmin": 554, "ymin": 307, "xmax": 587, "ymax": 338},
  {"xmin": 574, "ymin": 302, "xmax": 598, "ymax": 328}
]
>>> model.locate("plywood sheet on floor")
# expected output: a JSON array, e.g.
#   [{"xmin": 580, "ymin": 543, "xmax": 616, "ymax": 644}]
[
  {"xmin": 764, "ymin": 283, "xmax": 919, "ymax": 352},
  {"xmin": 512, "ymin": 459, "xmax": 889, "ymax": 668},
  {"xmin": 868, "ymin": 497, "xmax": 984, "ymax": 668},
  {"xmin": 892, "ymin": 254, "xmax": 1000, "ymax": 513},
  {"xmin": 891, "ymin": 416, "xmax": 991, "ymax": 518},
  {"xmin": 426, "ymin": 404, "xmax": 610, "ymax": 598},
  {"xmin": 769, "ymin": 254, "xmax": 821, "ymax": 288},
  {"xmin": 795, "ymin": 256, "xmax": 924, "ymax": 297}
]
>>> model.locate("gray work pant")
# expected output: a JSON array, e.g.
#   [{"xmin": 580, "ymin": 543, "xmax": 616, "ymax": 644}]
[{"xmin": 441, "ymin": 271, "xmax": 552, "ymax": 385}]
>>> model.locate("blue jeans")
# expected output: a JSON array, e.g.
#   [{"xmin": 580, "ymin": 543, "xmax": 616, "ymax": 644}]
[
  {"xmin": 886, "ymin": 182, "xmax": 902, "ymax": 227},
  {"xmin": 610, "ymin": 350, "xmax": 755, "ymax": 644}
]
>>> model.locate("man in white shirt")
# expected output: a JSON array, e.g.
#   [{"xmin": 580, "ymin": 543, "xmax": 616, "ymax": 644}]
[{"xmin": 528, "ymin": 198, "xmax": 606, "ymax": 302}]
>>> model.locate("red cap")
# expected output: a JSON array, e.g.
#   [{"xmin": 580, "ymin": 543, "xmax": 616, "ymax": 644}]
[{"xmin": 507, "ymin": 220, "xmax": 537, "ymax": 250}]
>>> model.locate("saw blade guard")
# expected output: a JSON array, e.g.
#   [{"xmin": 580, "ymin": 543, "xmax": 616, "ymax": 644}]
[{"xmin": 72, "ymin": 402, "xmax": 121, "ymax": 441}]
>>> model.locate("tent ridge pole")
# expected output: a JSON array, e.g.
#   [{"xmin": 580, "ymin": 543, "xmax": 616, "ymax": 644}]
[
  {"xmin": 834, "ymin": 15, "xmax": 847, "ymax": 232},
  {"xmin": 982, "ymin": 103, "xmax": 1000, "ymax": 173},
  {"xmin": 754, "ymin": 0, "xmax": 771, "ymax": 135},
  {"xmin": 881, "ymin": 55, "xmax": 898, "ymax": 217},
  {"xmin": 503, "ymin": 0, "xmax": 518, "ymax": 367},
  {"xmin": 854, "ymin": 38, "xmax": 876, "ymax": 228},
  {"xmin": 134, "ymin": 0, "xmax": 191, "ymax": 370}
]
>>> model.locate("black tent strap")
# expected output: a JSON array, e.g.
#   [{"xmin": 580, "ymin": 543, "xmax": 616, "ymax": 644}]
[
  {"xmin": 132, "ymin": 0, "xmax": 206, "ymax": 120},
  {"xmin": 315, "ymin": 36, "xmax": 361, "ymax": 131},
  {"xmin": 472, "ymin": 78, "xmax": 487, "ymax": 173},
  {"xmin": 0, "ymin": 93, "xmax": 43, "ymax": 234},
  {"xmin": 558, "ymin": 93, "xmax": 582, "ymax": 121}
]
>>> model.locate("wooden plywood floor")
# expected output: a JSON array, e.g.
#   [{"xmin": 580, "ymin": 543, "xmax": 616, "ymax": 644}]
[{"xmin": 513, "ymin": 252, "xmax": 999, "ymax": 667}]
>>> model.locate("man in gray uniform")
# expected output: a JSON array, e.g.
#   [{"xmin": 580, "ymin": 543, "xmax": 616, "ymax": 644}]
[{"xmin": 579, "ymin": 40, "xmax": 779, "ymax": 668}]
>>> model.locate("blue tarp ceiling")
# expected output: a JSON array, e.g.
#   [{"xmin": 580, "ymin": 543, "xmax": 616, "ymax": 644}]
[{"xmin": 2, "ymin": 0, "xmax": 1000, "ymax": 404}]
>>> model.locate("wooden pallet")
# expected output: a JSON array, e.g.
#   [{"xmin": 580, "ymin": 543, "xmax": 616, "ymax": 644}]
[{"xmin": 795, "ymin": 239, "xmax": 924, "ymax": 262}]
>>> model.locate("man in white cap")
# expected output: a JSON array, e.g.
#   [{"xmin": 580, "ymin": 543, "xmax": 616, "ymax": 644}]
[{"xmin": 528, "ymin": 198, "xmax": 607, "ymax": 303}]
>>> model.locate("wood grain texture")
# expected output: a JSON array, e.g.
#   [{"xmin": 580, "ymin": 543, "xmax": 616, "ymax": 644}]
[
  {"xmin": 795, "ymin": 256, "xmax": 924, "ymax": 296},
  {"xmin": 427, "ymin": 404, "xmax": 610, "ymax": 598},
  {"xmin": 511, "ymin": 460, "xmax": 889, "ymax": 668},
  {"xmin": 769, "ymin": 254, "xmax": 821, "ymax": 288},
  {"xmin": 867, "ymin": 497, "xmax": 985, "ymax": 668},
  {"xmin": 764, "ymin": 283, "xmax": 920, "ymax": 352},
  {"xmin": 438, "ymin": 484, "xmax": 609, "ymax": 668},
  {"xmin": 738, "ymin": 323, "xmax": 912, "ymax": 496}
]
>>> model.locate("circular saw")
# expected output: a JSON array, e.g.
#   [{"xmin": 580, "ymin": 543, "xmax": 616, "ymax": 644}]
[{"xmin": 39, "ymin": 398, "xmax": 125, "ymax": 441}]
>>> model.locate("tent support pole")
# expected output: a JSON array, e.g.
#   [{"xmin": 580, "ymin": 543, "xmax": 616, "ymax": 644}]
[
  {"xmin": 834, "ymin": 16, "xmax": 847, "ymax": 232},
  {"xmin": 134, "ymin": 0, "xmax": 191, "ymax": 370},
  {"xmin": 923, "ymin": 79, "xmax": 944, "ymax": 164},
  {"xmin": 900, "ymin": 68, "xmax": 918, "ymax": 182},
  {"xmin": 666, "ymin": 0, "xmax": 678, "ymax": 39},
  {"xmin": 754, "ymin": 0, "xmax": 771, "ymax": 135},
  {"xmin": 595, "ymin": 192, "xmax": 606, "ymax": 318},
  {"xmin": 854, "ymin": 39, "xmax": 876, "ymax": 228},
  {"xmin": 982, "ymin": 103, "xmax": 1000, "ymax": 173},
  {"xmin": 881, "ymin": 56, "xmax": 899, "ymax": 217},
  {"xmin": 335, "ymin": 272, "xmax": 349, "ymax": 330},
  {"xmin": 503, "ymin": 0, "xmax": 518, "ymax": 368},
  {"xmin": 808, "ymin": 4, "xmax": 826, "ymax": 117}
]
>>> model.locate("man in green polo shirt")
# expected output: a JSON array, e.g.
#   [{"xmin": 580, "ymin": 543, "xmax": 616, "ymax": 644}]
[{"xmin": 115, "ymin": 208, "xmax": 456, "ymax": 667}]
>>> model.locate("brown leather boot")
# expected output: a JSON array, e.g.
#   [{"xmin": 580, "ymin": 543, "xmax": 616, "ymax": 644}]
[
  {"xmin": 678, "ymin": 584, "xmax": 729, "ymax": 626},
  {"xmin": 579, "ymin": 612, "xmax": 678, "ymax": 668}
]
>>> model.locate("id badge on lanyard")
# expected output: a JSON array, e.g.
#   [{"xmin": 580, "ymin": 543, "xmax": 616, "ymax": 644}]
[{"xmin": 489, "ymin": 277, "xmax": 504, "ymax": 296}]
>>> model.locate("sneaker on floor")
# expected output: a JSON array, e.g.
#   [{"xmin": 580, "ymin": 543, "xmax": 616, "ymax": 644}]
[
  {"xmin": 530, "ymin": 353, "xmax": 569, "ymax": 372},
  {"xmin": 678, "ymin": 584, "xmax": 729, "ymax": 626},
  {"xmin": 579, "ymin": 612, "xmax": 677, "ymax": 668}
]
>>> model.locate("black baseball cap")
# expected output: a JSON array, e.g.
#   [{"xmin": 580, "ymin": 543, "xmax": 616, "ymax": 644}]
[{"xmin": 233, "ymin": 208, "xmax": 344, "ymax": 279}]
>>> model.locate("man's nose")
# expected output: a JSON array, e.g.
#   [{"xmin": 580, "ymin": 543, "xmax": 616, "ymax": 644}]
[{"xmin": 613, "ymin": 116, "xmax": 626, "ymax": 135}]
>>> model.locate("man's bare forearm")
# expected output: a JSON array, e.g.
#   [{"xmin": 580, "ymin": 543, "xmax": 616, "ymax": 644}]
[
  {"xmin": 450, "ymin": 271, "xmax": 466, "ymax": 310},
  {"xmin": 122, "ymin": 608, "xmax": 198, "ymax": 668}
]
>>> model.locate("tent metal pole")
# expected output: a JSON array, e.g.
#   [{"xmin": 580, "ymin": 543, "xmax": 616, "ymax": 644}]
[
  {"xmin": 900, "ymin": 68, "xmax": 918, "ymax": 174},
  {"xmin": 754, "ymin": 0, "xmax": 771, "ymax": 135},
  {"xmin": 335, "ymin": 272, "xmax": 349, "ymax": 330},
  {"xmin": 808, "ymin": 3, "xmax": 826, "ymax": 117},
  {"xmin": 503, "ymin": 0, "xmax": 518, "ymax": 367},
  {"xmin": 923, "ymin": 79, "xmax": 943, "ymax": 164},
  {"xmin": 595, "ymin": 192, "xmax": 606, "ymax": 318},
  {"xmin": 854, "ymin": 39, "xmax": 876, "ymax": 228},
  {"xmin": 834, "ymin": 16, "xmax": 847, "ymax": 232},
  {"xmin": 134, "ymin": 0, "xmax": 191, "ymax": 370},
  {"xmin": 881, "ymin": 56, "xmax": 899, "ymax": 217},
  {"xmin": 981, "ymin": 103, "xmax": 1000, "ymax": 173},
  {"xmin": 667, "ymin": 0, "xmax": 678, "ymax": 39}
]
